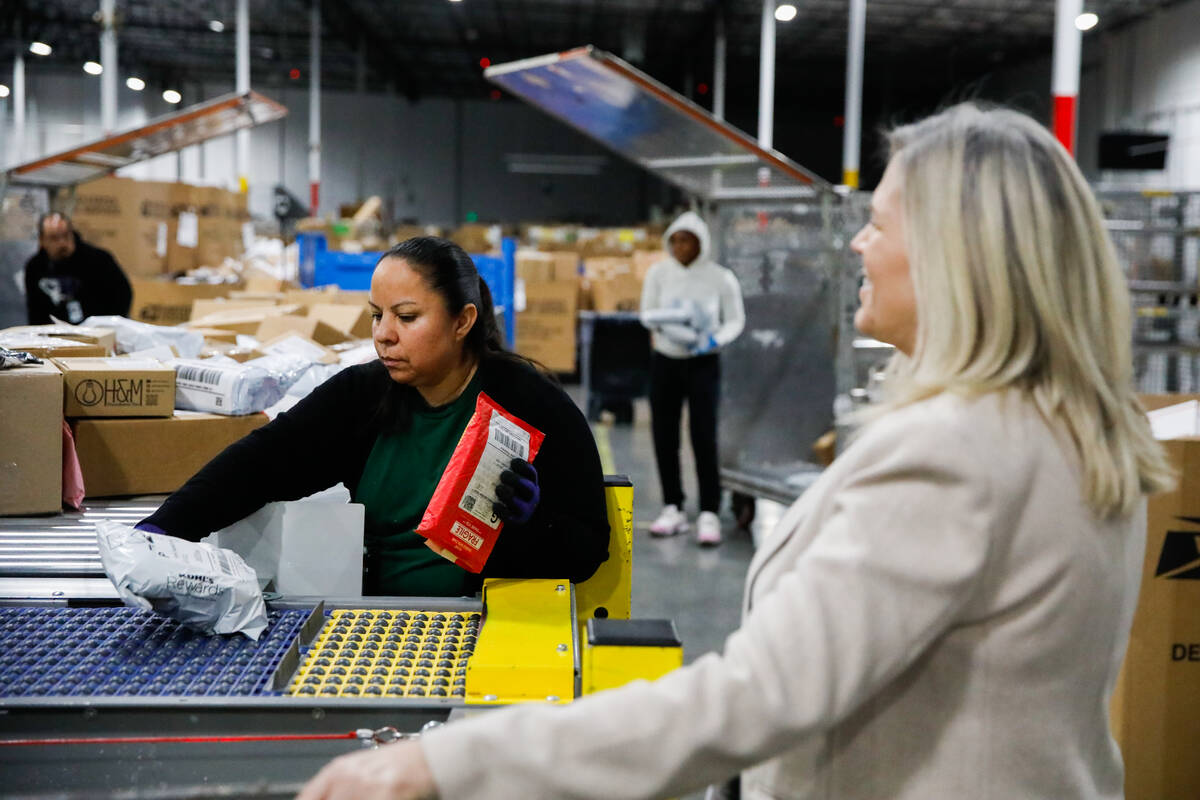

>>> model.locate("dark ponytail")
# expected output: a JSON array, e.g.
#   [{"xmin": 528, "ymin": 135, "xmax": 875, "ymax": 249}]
[{"xmin": 371, "ymin": 236, "xmax": 549, "ymax": 431}]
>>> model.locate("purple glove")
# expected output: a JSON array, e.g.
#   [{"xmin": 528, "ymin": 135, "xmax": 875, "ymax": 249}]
[
  {"xmin": 135, "ymin": 521, "xmax": 167, "ymax": 535},
  {"xmin": 493, "ymin": 458, "xmax": 539, "ymax": 525}
]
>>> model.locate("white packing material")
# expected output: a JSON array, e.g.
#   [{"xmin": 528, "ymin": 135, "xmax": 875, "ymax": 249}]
[
  {"xmin": 83, "ymin": 315, "xmax": 205, "ymax": 359},
  {"xmin": 95, "ymin": 520, "xmax": 268, "ymax": 640},
  {"xmin": 172, "ymin": 357, "xmax": 284, "ymax": 415}
]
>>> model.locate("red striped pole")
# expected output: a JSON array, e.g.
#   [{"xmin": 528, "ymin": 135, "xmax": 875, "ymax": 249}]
[{"xmin": 1051, "ymin": 0, "xmax": 1083, "ymax": 156}]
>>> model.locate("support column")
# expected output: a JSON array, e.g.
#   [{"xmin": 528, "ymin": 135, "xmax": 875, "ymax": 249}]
[
  {"xmin": 11, "ymin": 52, "xmax": 25, "ymax": 166},
  {"xmin": 842, "ymin": 0, "xmax": 866, "ymax": 188},
  {"xmin": 757, "ymin": 0, "xmax": 775, "ymax": 150},
  {"xmin": 713, "ymin": 5, "xmax": 727, "ymax": 121},
  {"xmin": 309, "ymin": 0, "xmax": 321, "ymax": 214},
  {"xmin": 100, "ymin": 0, "xmax": 117, "ymax": 133},
  {"xmin": 236, "ymin": 0, "xmax": 250, "ymax": 192},
  {"xmin": 1051, "ymin": 0, "xmax": 1083, "ymax": 156}
]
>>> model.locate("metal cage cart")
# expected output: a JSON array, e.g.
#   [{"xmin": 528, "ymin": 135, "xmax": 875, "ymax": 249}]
[
  {"xmin": 1097, "ymin": 190, "xmax": 1200, "ymax": 394},
  {"xmin": 485, "ymin": 47, "xmax": 859, "ymax": 515}
]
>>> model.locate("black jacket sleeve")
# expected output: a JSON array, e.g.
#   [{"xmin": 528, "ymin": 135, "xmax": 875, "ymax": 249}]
[
  {"xmin": 479, "ymin": 361, "xmax": 611, "ymax": 585},
  {"xmin": 142, "ymin": 363, "xmax": 382, "ymax": 540},
  {"xmin": 84, "ymin": 246, "xmax": 133, "ymax": 318},
  {"xmin": 23, "ymin": 254, "xmax": 51, "ymax": 325}
]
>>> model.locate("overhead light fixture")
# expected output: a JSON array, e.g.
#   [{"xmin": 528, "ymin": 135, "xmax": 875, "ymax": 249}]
[
  {"xmin": 209, "ymin": 20, "xmax": 225, "ymax": 32},
  {"xmin": 126, "ymin": 76, "xmax": 145, "ymax": 91},
  {"xmin": 775, "ymin": 4, "xmax": 797, "ymax": 22},
  {"xmin": 0, "ymin": 85, "xmax": 9, "ymax": 99},
  {"xmin": 162, "ymin": 89, "xmax": 182, "ymax": 104},
  {"xmin": 449, "ymin": 0, "xmax": 463, "ymax": 3},
  {"xmin": 83, "ymin": 61, "xmax": 103, "ymax": 75},
  {"xmin": 1075, "ymin": 12, "xmax": 1099, "ymax": 30},
  {"xmin": 29, "ymin": 42, "xmax": 52, "ymax": 56}
]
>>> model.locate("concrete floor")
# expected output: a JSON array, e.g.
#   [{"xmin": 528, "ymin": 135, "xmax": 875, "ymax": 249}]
[{"xmin": 580, "ymin": 393, "xmax": 788, "ymax": 665}]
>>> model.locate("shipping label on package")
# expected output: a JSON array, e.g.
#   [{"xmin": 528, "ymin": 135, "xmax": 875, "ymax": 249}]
[{"xmin": 417, "ymin": 392, "xmax": 545, "ymax": 573}]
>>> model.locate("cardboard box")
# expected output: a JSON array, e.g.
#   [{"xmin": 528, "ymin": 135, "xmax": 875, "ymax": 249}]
[
  {"xmin": 589, "ymin": 273, "xmax": 643, "ymax": 313},
  {"xmin": 71, "ymin": 177, "xmax": 170, "ymax": 278},
  {"xmin": 254, "ymin": 314, "xmax": 350, "ymax": 347},
  {"xmin": 130, "ymin": 279, "xmax": 233, "ymax": 325},
  {"xmin": 191, "ymin": 298, "xmax": 280, "ymax": 320},
  {"xmin": 55, "ymin": 357, "xmax": 176, "ymax": 418},
  {"xmin": 516, "ymin": 250, "xmax": 580, "ymax": 283},
  {"xmin": 71, "ymin": 410, "xmax": 269, "ymax": 497},
  {"xmin": 0, "ymin": 334, "xmax": 106, "ymax": 359},
  {"xmin": 187, "ymin": 305, "xmax": 304, "ymax": 336},
  {"xmin": 308, "ymin": 303, "xmax": 373, "ymax": 339},
  {"xmin": 516, "ymin": 281, "xmax": 578, "ymax": 373},
  {"xmin": 260, "ymin": 332, "xmax": 340, "ymax": 365},
  {"xmin": 0, "ymin": 362, "xmax": 63, "ymax": 515},
  {"xmin": 1, "ymin": 325, "xmax": 117, "ymax": 354},
  {"xmin": 1112, "ymin": 394, "xmax": 1200, "ymax": 799}
]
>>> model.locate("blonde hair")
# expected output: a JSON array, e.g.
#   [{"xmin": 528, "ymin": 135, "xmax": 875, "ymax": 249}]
[{"xmin": 876, "ymin": 103, "xmax": 1173, "ymax": 517}]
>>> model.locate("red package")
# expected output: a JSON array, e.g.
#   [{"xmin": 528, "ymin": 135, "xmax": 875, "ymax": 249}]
[{"xmin": 416, "ymin": 392, "xmax": 545, "ymax": 573}]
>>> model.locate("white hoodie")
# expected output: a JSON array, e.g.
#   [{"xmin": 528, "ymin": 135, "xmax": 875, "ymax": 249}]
[{"xmin": 639, "ymin": 211, "xmax": 746, "ymax": 359}]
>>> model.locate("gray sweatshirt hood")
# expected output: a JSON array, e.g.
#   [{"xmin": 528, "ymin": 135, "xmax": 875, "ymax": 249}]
[{"xmin": 662, "ymin": 211, "xmax": 712, "ymax": 267}]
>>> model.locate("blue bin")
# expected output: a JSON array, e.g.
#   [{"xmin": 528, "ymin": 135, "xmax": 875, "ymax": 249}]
[{"xmin": 305, "ymin": 235, "xmax": 517, "ymax": 345}]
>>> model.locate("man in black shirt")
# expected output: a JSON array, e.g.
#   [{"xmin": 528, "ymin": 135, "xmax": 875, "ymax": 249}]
[{"xmin": 24, "ymin": 212, "xmax": 132, "ymax": 324}]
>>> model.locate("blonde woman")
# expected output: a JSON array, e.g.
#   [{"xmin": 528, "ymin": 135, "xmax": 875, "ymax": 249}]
[{"xmin": 298, "ymin": 104, "xmax": 1172, "ymax": 800}]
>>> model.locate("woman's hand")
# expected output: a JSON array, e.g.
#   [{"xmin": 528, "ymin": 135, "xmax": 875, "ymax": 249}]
[
  {"xmin": 493, "ymin": 458, "xmax": 540, "ymax": 525},
  {"xmin": 295, "ymin": 741, "xmax": 437, "ymax": 800}
]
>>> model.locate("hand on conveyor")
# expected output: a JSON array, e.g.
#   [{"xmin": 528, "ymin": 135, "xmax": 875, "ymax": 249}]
[
  {"xmin": 295, "ymin": 740, "xmax": 436, "ymax": 800},
  {"xmin": 492, "ymin": 458, "xmax": 539, "ymax": 525}
]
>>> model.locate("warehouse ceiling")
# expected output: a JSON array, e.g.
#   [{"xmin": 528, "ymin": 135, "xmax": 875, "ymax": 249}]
[{"xmin": 4, "ymin": 0, "xmax": 1187, "ymax": 106}]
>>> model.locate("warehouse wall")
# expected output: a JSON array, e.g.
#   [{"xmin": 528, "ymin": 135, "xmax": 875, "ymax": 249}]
[
  {"xmin": 0, "ymin": 73, "xmax": 658, "ymax": 228},
  {"xmin": 1078, "ymin": 0, "xmax": 1200, "ymax": 188}
]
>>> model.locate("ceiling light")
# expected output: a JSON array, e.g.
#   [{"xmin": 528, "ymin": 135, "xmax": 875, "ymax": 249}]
[
  {"xmin": 775, "ymin": 4, "xmax": 797, "ymax": 22},
  {"xmin": 162, "ymin": 89, "xmax": 182, "ymax": 104},
  {"xmin": 1075, "ymin": 12, "xmax": 1098, "ymax": 30},
  {"xmin": 126, "ymin": 77, "xmax": 145, "ymax": 91},
  {"xmin": 209, "ymin": 20, "xmax": 225, "ymax": 32},
  {"xmin": 0, "ymin": 85, "xmax": 9, "ymax": 99},
  {"xmin": 29, "ymin": 42, "xmax": 52, "ymax": 56},
  {"xmin": 83, "ymin": 61, "xmax": 103, "ymax": 75}
]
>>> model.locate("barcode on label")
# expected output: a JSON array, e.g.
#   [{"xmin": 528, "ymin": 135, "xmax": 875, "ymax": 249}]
[
  {"xmin": 493, "ymin": 429, "xmax": 526, "ymax": 458},
  {"xmin": 177, "ymin": 365, "xmax": 224, "ymax": 386},
  {"xmin": 215, "ymin": 549, "xmax": 232, "ymax": 574}
]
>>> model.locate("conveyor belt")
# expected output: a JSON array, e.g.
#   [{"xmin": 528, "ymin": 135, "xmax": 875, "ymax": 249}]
[{"xmin": 0, "ymin": 499, "xmax": 160, "ymax": 578}]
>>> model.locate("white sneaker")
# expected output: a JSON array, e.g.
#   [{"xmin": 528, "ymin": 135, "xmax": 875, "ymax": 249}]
[
  {"xmin": 696, "ymin": 511, "xmax": 722, "ymax": 546},
  {"xmin": 649, "ymin": 504, "xmax": 688, "ymax": 537}
]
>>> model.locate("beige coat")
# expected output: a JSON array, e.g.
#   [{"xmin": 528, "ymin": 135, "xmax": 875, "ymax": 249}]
[{"xmin": 423, "ymin": 390, "xmax": 1144, "ymax": 799}]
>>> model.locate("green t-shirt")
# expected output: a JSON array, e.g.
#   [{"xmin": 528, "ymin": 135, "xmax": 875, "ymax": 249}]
[{"xmin": 354, "ymin": 373, "xmax": 482, "ymax": 596}]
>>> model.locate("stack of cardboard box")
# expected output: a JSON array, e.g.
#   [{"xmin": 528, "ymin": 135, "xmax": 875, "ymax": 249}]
[
  {"xmin": 514, "ymin": 250, "xmax": 580, "ymax": 373},
  {"xmin": 69, "ymin": 177, "xmax": 248, "ymax": 279},
  {"xmin": 1112, "ymin": 394, "xmax": 1200, "ymax": 799}
]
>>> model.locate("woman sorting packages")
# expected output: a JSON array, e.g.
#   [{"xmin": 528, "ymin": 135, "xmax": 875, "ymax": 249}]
[
  {"xmin": 297, "ymin": 103, "xmax": 1172, "ymax": 800},
  {"xmin": 138, "ymin": 237, "xmax": 610, "ymax": 597}
]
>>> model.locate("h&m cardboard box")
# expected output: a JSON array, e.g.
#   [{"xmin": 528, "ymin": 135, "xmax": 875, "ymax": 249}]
[
  {"xmin": 0, "ymin": 362, "xmax": 63, "ymax": 515},
  {"xmin": 54, "ymin": 358, "xmax": 176, "ymax": 418},
  {"xmin": 71, "ymin": 411, "xmax": 269, "ymax": 497},
  {"xmin": 130, "ymin": 279, "xmax": 234, "ymax": 325},
  {"xmin": 186, "ymin": 305, "xmax": 304, "ymax": 336},
  {"xmin": 516, "ymin": 281, "xmax": 578, "ymax": 373},
  {"xmin": 0, "ymin": 334, "xmax": 106, "ymax": 359},
  {"xmin": 516, "ymin": 250, "xmax": 580, "ymax": 283},
  {"xmin": 1112, "ymin": 393, "xmax": 1200, "ymax": 799}
]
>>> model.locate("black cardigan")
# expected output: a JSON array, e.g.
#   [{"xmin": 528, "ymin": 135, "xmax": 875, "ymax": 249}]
[{"xmin": 143, "ymin": 356, "xmax": 611, "ymax": 588}]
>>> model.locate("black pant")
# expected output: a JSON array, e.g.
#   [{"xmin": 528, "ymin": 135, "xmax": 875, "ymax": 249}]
[{"xmin": 649, "ymin": 352, "xmax": 721, "ymax": 513}]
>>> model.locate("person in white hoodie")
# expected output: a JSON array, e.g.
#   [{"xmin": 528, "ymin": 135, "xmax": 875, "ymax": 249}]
[{"xmin": 638, "ymin": 211, "xmax": 745, "ymax": 545}]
